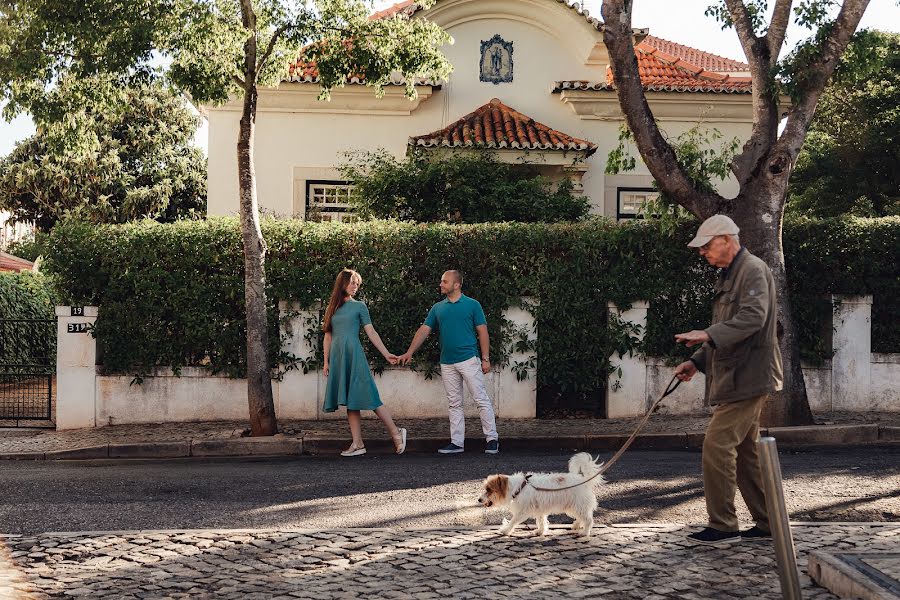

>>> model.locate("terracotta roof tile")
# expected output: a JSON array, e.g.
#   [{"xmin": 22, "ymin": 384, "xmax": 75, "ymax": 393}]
[
  {"xmin": 0, "ymin": 251, "xmax": 35, "ymax": 272},
  {"xmin": 409, "ymin": 98, "xmax": 597, "ymax": 154},
  {"xmin": 641, "ymin": 35, "xmax": 748, "ymax": 72},
  {"xmin": 554, "ymin": 40, "xmax": 752, "ymax": 94}
]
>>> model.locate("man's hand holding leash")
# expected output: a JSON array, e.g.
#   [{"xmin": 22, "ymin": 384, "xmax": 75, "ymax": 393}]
[{"xmin": 673, "ymin": 330, "xmax": 709, "ymax": 382}]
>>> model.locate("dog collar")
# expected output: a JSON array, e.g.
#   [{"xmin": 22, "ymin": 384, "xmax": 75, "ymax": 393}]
[{"xmin": 511, "ymin": 473, "xmax": 533, "ymax": 501}]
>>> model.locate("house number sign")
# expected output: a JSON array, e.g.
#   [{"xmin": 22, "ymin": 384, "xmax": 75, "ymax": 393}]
[{"xmin": 67, "ymin": 323, "xmax": 90, "ymax": 334}]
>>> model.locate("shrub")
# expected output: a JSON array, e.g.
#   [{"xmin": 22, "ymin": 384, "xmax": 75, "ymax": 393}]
[
  {"xmin": 339, "ymin": 149, "xmax": 590, "ymax": 223},
  {"xmin": 43, "ymin": 216, "xmax": 899, "ymax": 401},
  {"xmin": 0, "ymin": 271, "xmax": 57, "ymax": 365}
]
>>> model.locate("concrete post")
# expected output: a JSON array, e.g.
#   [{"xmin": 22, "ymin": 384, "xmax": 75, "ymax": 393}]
[
  {"xmin": 498, "ymin": 298, "xmax": 537, "ymax": 418},
  {"xmin": 277, "ymin": 300, "xmax": 320, "ymax": 419},
  {"xmin": 55, "ymin": 306, "xmax": 98, "ymax": 430},
  {"xmin": 607, "ymin": 301, "xmax": 649, "ymax": 418},
  {"xmin": 831, "ymin": 295, "xmax": 872, "ymax": 411}
]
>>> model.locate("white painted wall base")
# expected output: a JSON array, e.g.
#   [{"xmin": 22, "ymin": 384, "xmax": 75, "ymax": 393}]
[
  {"xmin": 57, "ymin": 300, "xmax": 537, "ymax": 428},
  {"xmin": 54, "ymin": 294, "xmax": 898, "ymax": 429},
  {"xmin": 611, "ymin": 295, "xmax": 898, "ymax": 417}
]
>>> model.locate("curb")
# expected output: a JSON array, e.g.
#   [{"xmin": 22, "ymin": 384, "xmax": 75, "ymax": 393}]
[{"xmin": 0, "ymin": 424, "xmax": 896, "ymax": 461}]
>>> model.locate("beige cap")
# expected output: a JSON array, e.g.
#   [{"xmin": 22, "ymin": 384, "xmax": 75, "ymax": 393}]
[{"xmin": 687, "ymin": 214, "xmax": 740, "ymax": 247}]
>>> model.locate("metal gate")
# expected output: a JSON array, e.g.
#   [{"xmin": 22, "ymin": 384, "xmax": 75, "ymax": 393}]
[{"xmin": 0, "ymin": 319, "xmax": 56, "ymax": 427}]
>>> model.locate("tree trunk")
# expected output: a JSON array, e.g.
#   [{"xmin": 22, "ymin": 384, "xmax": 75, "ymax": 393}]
[
  {"xmin": 732, "ymin": 179, "xmax": 814, "ymax": 428},
  {"xmin": 237, "ymin": 84, "xmax": 278, "ymax": 436}
]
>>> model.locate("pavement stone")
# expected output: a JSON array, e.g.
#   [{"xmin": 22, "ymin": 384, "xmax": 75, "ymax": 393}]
[
  {"xmin": 0, "ymin": 524, "xmax": 897, "ymax": 599},
  {"xmin": 1, "ymin": 411, "xmax": 899, "ymax": 459}
]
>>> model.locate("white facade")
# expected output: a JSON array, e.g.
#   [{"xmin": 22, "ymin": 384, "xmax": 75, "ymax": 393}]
[{"xmin": 204, "ymin": 0, "xmax": 754, "ymax": 220}]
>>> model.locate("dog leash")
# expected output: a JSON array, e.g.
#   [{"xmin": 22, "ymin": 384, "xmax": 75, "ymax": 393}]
[{"xmin": 527, "ymin": 374, "xmax": 682, "ymax": 493}]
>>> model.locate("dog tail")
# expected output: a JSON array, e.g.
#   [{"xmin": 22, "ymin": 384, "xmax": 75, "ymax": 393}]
[{"xmin": 568, "ymin": 452, "xmax": 605, "ymax": 485}]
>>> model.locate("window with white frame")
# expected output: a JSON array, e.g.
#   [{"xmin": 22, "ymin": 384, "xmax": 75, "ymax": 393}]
[
  {"xmin": 305, "ymin": 180, "xmax": 356, "ymax": 222},
  {"xmin": 616, "ymin": 187, "xmax": 659, "ymax": 220}
]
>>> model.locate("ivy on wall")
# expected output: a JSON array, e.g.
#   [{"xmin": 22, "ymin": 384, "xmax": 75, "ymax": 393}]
[{"xmin": 43, "ymin": 215, "xmax": 899, "ymax": 398}]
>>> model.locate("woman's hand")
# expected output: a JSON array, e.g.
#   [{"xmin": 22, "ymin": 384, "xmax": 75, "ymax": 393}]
[
  {"xmin": 323, "ymin": 361, "xmax": 329, "ymax": 377},
  {"xmin": 386, "ymin": 353, "xmax": 399, "ymax": 365}
]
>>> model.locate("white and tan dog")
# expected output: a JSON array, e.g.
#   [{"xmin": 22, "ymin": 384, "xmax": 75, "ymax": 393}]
[{"xmin": 477, "ymin": 453, "xmax": 604, "ymax": 537}]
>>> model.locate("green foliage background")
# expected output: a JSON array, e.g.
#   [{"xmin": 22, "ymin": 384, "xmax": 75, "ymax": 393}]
[
  {"xmin": 339, "ymin": 149, "xmax": 590, "ymax": 223},
  {"xmin": 788, "ymin": 30, "xmax": 900, "ymax": 218},
  {"xmin": 0, "ymin": 271, "xmax": 57, "ymax": 365},
  {"xmin": 42, "ymin": 216, "xmax": 899, "ymax": 398},
  {"xmin": 0, "ymin": 76, "xmax": 207, "ymax": 232}
]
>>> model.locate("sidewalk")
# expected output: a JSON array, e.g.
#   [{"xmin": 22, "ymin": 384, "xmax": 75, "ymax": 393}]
[
  {"xmin": 1, "ymin": 411, "xmax": 898, "ymax": 460},
  {"xmin": 1, "ymin": 523, "xmax": 898, "ymax": 598}
]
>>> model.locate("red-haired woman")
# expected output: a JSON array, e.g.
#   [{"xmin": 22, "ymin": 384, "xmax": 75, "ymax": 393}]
[{"xmin": 322, "ymin": 268, "xmax": 406, "ymax": 456}]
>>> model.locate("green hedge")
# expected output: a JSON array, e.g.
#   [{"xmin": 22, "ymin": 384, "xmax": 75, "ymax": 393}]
[
  {"xmin": 0, "ymin": 271, "xmax": 57, "ymax": 364},
  {"xmin": 784, "ymin": 216, "xmax": 900, "ymax": 356},
  {"xmin": 42, "ymin": 216, "xmax": 899, "ymax": 396}
]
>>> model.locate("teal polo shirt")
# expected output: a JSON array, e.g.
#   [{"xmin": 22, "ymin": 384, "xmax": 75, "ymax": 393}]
[{"xmin": 423, "ymin": 294, "xmax": 487, "ymax": 365}]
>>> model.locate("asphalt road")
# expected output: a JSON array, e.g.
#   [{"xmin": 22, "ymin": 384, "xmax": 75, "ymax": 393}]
[{"xmin": 1, "ymin": 447, "xmax": 898, "ymax": 535}]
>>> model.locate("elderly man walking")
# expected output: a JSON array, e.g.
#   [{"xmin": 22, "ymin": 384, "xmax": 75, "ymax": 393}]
[{"xmin": 674, "ymin": 215, "xmax": 782, "ymax": 546}]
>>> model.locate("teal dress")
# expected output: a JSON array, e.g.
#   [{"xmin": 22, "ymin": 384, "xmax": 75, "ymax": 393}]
[{"xmin": 323, "ymin": 299, "xmax": 383, "ymax": 412}]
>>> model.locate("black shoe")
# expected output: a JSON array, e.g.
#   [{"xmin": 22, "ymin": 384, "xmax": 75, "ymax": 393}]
[
  {"xmin": 485, "ymin": 439, "xmax": 499, "ymax": 454},
  {"xmin": 437, "ymin": 443, "xmax": 464, "ymax": 454},
  {"xmin": 687, "ymin": 527, "xmax": 741, "ymax": 546},
  {"xmin": 740, "ymin": 526, "xmax": 771, "ymax": 540}
]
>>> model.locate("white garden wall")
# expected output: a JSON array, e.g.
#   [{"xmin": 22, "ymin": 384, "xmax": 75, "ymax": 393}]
[{"xmin": 54, "ymin": 294, "xmax": 897, "ymax": 430}]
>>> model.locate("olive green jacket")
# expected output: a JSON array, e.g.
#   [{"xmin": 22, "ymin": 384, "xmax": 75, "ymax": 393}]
[{"xmin": 690, "ymin": 249, "xmax": 783, "ymax": 405}]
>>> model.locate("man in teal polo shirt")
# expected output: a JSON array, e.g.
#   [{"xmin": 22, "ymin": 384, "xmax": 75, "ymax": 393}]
[{"xmin": 398, "ymin": 270, "xmax": 499, "ymax": 454}]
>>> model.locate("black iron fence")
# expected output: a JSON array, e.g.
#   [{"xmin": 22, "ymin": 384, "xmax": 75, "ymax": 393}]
[{"xmin": 0, "ymin": 319, "xmax": 55, "ymax": 425}]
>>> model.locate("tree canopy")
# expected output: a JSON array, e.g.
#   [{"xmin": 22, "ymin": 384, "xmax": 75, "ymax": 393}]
[
  {"xmin": 788, "ymin": 29, "xmax": 899, "ymax": 218},
  {"xmin": 0, "ymin": 76, "xmax": 206, "ymax": 231}
]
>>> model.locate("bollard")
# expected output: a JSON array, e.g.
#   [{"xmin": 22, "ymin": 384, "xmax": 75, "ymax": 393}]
[{"xmin": 758, "ymin": 436, "xmax": 802, "ymax": 600}]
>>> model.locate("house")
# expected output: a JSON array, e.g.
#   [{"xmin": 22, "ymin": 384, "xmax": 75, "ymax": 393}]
[
  {"xmin": 204, "ymin": 0, "xmax": 753, "ymax": 221},
  {"xmin": 0, "ymin": 251, "xmax": 35, "ymax": 272}
]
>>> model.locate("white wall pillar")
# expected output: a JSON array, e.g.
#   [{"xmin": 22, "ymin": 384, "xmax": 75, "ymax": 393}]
[
  {"xmin": 55, "ymin": 306, "xmax": 98, "ymax": 430},
  {"xmin": 607, "ymin": 301, "xmax": 649, "ymax": 418},
  {"xmin": 277, "ymin": 300, "xmax": 320, "ymax": 419},
  {"xmin": 831, "ymin": 295, "xmax": 872, "ymax": 411},
  {"xmin": 498, "ymin": 298, "xmax": 537, "ymax": 418}
]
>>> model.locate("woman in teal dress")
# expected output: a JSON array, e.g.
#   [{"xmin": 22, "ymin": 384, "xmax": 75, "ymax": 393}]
[{"xmin": 323, "ymin": 269, "xmax": 407, "ymax": 457}]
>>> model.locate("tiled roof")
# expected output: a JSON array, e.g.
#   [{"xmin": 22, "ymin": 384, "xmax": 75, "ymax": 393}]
[
  {"xmin": 641, "ymin": 35, "xmax": 748, "ymax": 73},
  {"xmin": 554, "ymin": 39, "xmax": 752, "ymax": 94},
  {"xmin": 409, "ymin": 98, "xmax": 597, "ymax": 154},
  {"xmin": 369, "ymin": 0, "xmax": 416, "ymax": 20},
  {"xmin": 0, "ymin": 251, "xmax": 35, "ymax": 272}
]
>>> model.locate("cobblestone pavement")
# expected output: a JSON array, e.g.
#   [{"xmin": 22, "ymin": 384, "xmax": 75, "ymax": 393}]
[
  {"xmin": 2, "ymin": 411, "xmax": 898, "ymax": 455},
  {"xmin": 0, "ymin": 524, "xmax": 896, "ymax": 599}
]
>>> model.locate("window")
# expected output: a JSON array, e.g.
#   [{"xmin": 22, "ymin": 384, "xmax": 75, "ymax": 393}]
[
  {"xmin": 305, "ymin": 180, "xmax": 356, "ymax": 222},
  {"xmin": 616, "ymin": 187, "xmax": 659, "ymax": 220}
]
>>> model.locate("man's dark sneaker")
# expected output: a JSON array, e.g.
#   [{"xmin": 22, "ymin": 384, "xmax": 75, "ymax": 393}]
[
  {"xmin": 485, "ymin": 439, "xmax": 500, "ymax": 454},
  {"xmin": 438, "ymin": 443, "xmax": 464, "ymax": 454},
  {"xmin": 740, "ymin": 526, "xmax": 771, "ymax": 540},
  {"xmin": 687, "ymin": 527, "xmax": 741, "ymax": 546}
]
